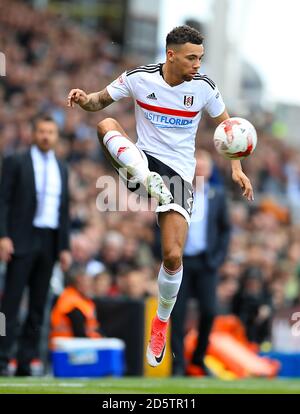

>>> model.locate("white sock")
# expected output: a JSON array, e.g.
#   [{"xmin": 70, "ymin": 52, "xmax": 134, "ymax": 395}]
[
  {"xmin": 157, "ymin": 263, "xmax": 183, "ymax": 322},
  {"xmin": 103, "ymin": 130, "xmax": 150, "ymax": 183}
]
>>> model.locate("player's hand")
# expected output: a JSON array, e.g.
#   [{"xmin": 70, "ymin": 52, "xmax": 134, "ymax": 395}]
[
  {"xmin": 0, "ymin": 237, "xmax": 14, "ymax": 262},
  {"xmin": 232, "ymin": 169, "xmax": 254, "ymax": 201},
  {"xmin": 67, "ymin": 89, "xmax": 89, "ymax": 108}
]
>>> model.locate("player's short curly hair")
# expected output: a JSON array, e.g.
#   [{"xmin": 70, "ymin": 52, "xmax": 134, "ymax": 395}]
[{"xmin": 166, "ymin": 25, "xmax": 204, "ymax": 48}]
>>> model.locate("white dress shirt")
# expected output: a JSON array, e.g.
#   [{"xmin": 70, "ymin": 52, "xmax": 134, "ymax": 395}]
[
  {"xmin": 184, "ymin": 184, "xmax": 209, "ymax": 256},
  {"xmin": 31, "ymin": 145, "xmax": 62, "ymax": 229}
]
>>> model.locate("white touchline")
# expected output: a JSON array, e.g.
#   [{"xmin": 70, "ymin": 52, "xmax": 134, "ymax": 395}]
[{"xmin": 0, "ymin": 383, "xmax": 84, "ymax": 387}]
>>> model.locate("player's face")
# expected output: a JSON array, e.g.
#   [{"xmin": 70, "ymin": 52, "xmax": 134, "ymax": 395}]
[
  {"xmin": 170, "ymin": 43, "xmax": 204, "ymax": 81},
  {"xmin": 33, "ymin": 120, "xmax": 58, "ymax": 152}
]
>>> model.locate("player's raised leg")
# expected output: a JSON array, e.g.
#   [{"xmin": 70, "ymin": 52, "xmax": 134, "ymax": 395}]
[
  {"xmin": 147, "ymin": 211, "xmax": 188, "ymax": 367},
  {"xmin": 97, "ymin": 118, "xmax": 173, "ymax": 205}
]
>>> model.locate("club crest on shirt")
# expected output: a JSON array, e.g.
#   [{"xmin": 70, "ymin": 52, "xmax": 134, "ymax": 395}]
[{"xmin": 184, "ymin": 95, "xmax": 194, "ymax": 108}]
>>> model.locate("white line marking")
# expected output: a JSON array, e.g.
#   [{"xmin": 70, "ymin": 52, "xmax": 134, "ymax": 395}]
[{"xmin": 0, "ymin": 383, "xmax": 84, "ymax": 387}]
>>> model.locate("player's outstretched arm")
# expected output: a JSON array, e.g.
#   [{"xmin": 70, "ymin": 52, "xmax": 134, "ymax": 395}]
[
  {"xmin": 231, "ymin": 160, "xmax": 254, "ymax": 201},
  {"xmin": 67, "ymin": 87, "xmax": 114, "ymax": 111},
  {"xmin": 212, "ymin": 110, "xmax": 254, "ymax": 202}
]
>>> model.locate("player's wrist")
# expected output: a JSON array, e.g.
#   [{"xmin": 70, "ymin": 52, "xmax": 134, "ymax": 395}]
[
  {"xmin": 80, "ymin": 93, "xmax": 101, "ymax": 111},
  {"xmin": 231, "ymin": 159, "xmax": 242, "ymax": 171},
  {"xmin": 79, "ymin": 96, "xmax": 90, "ymax": 109}
]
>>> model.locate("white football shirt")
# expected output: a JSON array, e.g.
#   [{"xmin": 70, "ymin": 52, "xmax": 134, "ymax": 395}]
[{"xmin": 106, "ymin": 63, "xmax": 225, "ymax": 183}]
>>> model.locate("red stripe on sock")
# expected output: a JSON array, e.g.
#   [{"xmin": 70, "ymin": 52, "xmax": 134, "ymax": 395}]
[
  {"xmin": 105, "ymin": 134, "xmax": 122, "ymax": 145},
  {"xmin": 163, "ymin": 264, "xmax": 183, "ymax": 275}
]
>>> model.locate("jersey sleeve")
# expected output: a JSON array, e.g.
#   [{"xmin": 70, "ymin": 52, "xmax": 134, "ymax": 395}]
[
  {"xmin": 106, "ymin": 71, "xmax": 132, "ymax": 101},
  {"xmin": 204, "ymin": 84, "xmax": 226, "ymax": 118}
]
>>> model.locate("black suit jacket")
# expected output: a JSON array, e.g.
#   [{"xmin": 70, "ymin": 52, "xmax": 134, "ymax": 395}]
[
  {"xmin": 0, "ymin": 150, "xmax": 70, "ymax": 256},
  {"xmin": 201, "ymin": 185, "xmax": 231, "ymax": 270}
]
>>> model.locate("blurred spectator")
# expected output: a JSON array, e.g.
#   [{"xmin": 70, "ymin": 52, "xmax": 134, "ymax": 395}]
[
  {"xmin": 232, "ymin": 266, "xmax": 273, "ymax": 343},
  {"xmin": 93, "ymin": 270, "xmax": 113, "ymax": 298},
  {"xmin": 99, "ymin": 231, "xmax": 125, "ymax": 276},
  {"xmin": 285, "ymin": 152, "xmax": 300, "ymax": 224},
  {"xmin": 50, "ymin": 267, "xmax": 101, "ymax": 345},
  {"xmin": 70, "ymin": 234, "xmax": 105, "ymax": 275},
  {"xmin": 116, "ymin": 266, "xmax": 147, "ymax": 300},
  {"xmin": 216, "ymin": 275, "xmax": 239, "ymax": 315}
]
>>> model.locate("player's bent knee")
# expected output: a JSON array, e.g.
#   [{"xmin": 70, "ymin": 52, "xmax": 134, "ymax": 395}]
[
  {"xmin": 97, "ymin": 118, "xmax": 118, "ymax": 139},
  {"xmin": 163, "ymin": 249, "xmax": 182, "ymax": 271}
]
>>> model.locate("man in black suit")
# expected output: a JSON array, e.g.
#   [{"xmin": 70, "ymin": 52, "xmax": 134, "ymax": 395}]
[
  {"xmin": 171, "ymin": 150, "xmax": 231, "ymax": 376},
  {"xmin": 0, "ymin": 116, "xmax": 72, "ymax": 376}
]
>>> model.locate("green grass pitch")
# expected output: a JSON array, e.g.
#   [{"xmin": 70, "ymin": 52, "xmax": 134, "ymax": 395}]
[{"xmin": 0, "ymin": 377, "xmax": 299, "ymax": 394}]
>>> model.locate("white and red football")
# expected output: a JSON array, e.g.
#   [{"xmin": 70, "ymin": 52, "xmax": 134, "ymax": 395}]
[{"xmin": 213, "ymin": 117, "xmax": 257, "ymax": 160}]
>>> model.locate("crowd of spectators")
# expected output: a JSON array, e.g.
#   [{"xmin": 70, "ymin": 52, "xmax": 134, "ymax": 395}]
[{"xmin": 1, "ymin": 0, "xmax": 300, "ymax": 347}]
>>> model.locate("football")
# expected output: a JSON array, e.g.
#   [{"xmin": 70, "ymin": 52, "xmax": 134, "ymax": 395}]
[{"xmin": 213, "ymin": 117, "xmax": 257, "ymax": 160}]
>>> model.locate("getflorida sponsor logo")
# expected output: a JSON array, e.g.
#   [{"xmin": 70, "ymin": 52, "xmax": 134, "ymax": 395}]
[
  {"xmin": 144, "ymin": 112, "xmax": 193, "ymax": 128},
  {"xmin": 136, "ymin": 99, "xmax": 198, "ymax": 128}
]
